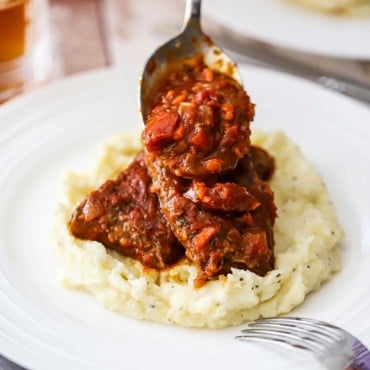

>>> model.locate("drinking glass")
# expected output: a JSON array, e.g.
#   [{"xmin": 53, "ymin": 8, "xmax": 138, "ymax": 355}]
[{"xmin": 0, "ymin": 0, "xmax": 51, "ymax": 103}]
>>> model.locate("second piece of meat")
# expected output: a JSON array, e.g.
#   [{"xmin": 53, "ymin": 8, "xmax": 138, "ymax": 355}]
[
  {"xmin": 69, "ymin": 152, "xmax": 184, "ymax": 269},
  {"xmin": 145, "ymin": 149, "xmax": 276, "ymax": 288}
]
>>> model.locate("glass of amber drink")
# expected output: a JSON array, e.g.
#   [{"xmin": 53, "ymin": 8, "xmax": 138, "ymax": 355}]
[{"xmin": 0, "ymin": 0, "xmax": 51, "ymax": 103}]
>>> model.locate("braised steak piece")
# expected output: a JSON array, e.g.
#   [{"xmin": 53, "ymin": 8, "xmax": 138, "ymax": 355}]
[
  {"xmin": 69, "ymin": 152, "xmax": 184, "ymax": 269},
  {"xmin": 142, "ymin": 59, "xmax": 255, "ymax": 179},
  {"xmin": 145, "ymin": 151, "xmax": 276, "ymax": 288}
]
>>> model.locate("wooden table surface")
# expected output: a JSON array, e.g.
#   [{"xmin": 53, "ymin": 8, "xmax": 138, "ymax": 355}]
[{"xmin": 0, "ymin": 0, "xmax": 369, "ymax": 368}]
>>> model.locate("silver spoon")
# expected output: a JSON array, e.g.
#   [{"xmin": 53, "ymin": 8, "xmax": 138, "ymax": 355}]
[{"xmin": 139, "ymin": 0, "xmax": 243, "ymax": 122}]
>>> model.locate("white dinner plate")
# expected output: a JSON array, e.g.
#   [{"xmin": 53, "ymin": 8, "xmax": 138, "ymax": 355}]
[
  {"xmin": 204, "ymin": 0, "xmax": 370, "ymax": 59},
  {"xmin": 0, "ymin": 66, "xmax": 369, "ymax": 370}
]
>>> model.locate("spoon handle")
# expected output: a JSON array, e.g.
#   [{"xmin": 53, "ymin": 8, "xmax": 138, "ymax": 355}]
[{"xmin": 183, "ymin": 0, "xmax": 202, "ymax": 31}]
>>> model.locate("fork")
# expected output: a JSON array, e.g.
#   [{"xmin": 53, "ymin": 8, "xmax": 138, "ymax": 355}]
[{"xmin": 236, "ymin": 317, "xmax": 370, "ymax": 370}]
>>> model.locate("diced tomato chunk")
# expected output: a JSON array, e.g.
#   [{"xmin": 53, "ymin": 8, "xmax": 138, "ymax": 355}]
[{"xmin": 143, "ymin": 109, "xmax": 179, "ymax": 151}]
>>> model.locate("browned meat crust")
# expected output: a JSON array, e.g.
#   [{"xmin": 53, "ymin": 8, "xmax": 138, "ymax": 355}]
[{"xmin": 69, "ymin": 152, "xmax": 184, "ymax": 269}]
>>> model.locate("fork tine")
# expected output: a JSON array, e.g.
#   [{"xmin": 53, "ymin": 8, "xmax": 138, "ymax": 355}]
[
  {"xmin": 242, "ymin": 325, "xmax": 338, "ymax": 350},
  {"xmin": 246, "ymin": 321, "xmax": 345, "ymax": 342},
  {"xmin": 236, "ymin": 330, "xmax": 325, "ymax": 355},
  {"xmin": 241, "ymin": 325, "xmax": 332, "ymax": 354},
  {"xmin": 255, "ymin": 316, "xmax": 343, "ymax": 331},
  {"xmin": 251, "ymin": 317, "xmax": 346, "ymax": 341}
]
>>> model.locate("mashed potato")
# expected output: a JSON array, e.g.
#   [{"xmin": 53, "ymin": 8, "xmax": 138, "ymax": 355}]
[
  {"xmin": 54, "ymin": 131, "xmax": 343, "ymax": 329},
  {"xmin": 287, "ymin": 0, "xmax": 370, "ymax": 16}
]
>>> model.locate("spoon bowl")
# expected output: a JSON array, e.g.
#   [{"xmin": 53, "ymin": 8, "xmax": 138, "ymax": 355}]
[{"xmin": 139, "ymin": 0, "xmax": 242, "ymax": 122}]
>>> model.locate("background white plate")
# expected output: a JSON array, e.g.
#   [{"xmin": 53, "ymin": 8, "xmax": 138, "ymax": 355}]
[
  {"xmin": 204, "ymin": 0, "xmax": 370, "ymax": 59},
  {"xmin": 0, "ymin": 66, "xmax": 369, "ymax": 370}
]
